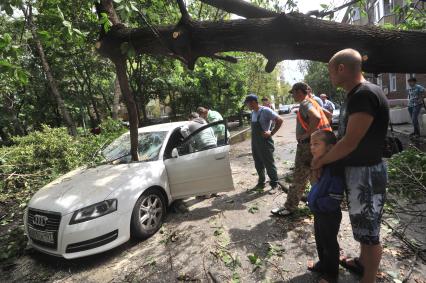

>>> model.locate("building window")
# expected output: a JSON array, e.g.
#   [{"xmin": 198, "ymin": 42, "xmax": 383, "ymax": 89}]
[
  {"xmin": 406, "ymin": 73, "xmax": 416, "ymax": 89},
  {"xmin": 377, "ymin": 74, "xmax": 383, "ymax": 89},
  {"xmin": 374, "ymin": 0, "xmax": 382, "ymax": 23},
  {"xmin": 389, "ymin": 73, "xmax": 397, "ymax": 91},
  {"xmin": 383, "ymin": 0, "xmax": 393, "ymax": 16},
  {"xmin": 352, "ymin": 7, "xmax": 361, "ymax": 21},
  {"xmin": 373, "ymin": 0, "xmax": 393, "ymax": 22}
]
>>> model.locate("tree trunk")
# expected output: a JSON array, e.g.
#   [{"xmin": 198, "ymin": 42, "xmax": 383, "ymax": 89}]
[
  {"xmin": 84, "ymin": 71, "xmax": 102, "ymax": 125},
  {"xmin": 112, "ymin": 77, "xmax": 121, "ymax": 120},
  {"xmin": 95, "ymin": 6, "xmax": 426, "ymax": 74},
  {"xmin": 141, "ymin": 102, "xmax": 148, "ymax": 121},
  {"xmin": 0, "ymin": 127, "xmax": 11, "ymax": 145},
  {"xmin": 86, "ymin": 105, "xmax": 97, "ymax": 129},
  {"xmin": 96, "ymin": 0, "xmax": 139, "ymax": 161},
  {"xmin": 3, "ymin": 94, "xmax": 26, "ymax": 136},
  {"xmin": 113, "ymin": 58, "xmax": 139, "ymax": 161},
  {"xmin": 88, "ymin": 93, "xmax": 101, "ymax": 126},
  {"xmin": 25, "ymin": 5, "xmax": 77, "ymax": 136},
  {"xmin": 101, "ymin": 89, "xmax": 112, "ymax": 114}
]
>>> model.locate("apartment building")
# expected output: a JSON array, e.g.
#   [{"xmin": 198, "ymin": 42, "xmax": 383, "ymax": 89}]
[{"xmin": 342, "ymin": 0, "xmax": 426, "ymax": 100}]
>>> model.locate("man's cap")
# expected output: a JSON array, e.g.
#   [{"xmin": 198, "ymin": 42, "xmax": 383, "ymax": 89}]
[
  {"xmin": 320, "ymin": 93, "xmax": 327, "ymax": 98},
  {"xmin": 289, "ymin": 82, "xmax": 309, "ymax": 94},
  {"xmin": 407, "ymin": 77, "xmax": 417, "ymax": 82},
  {"xmin": 244, "ymin": 94, "xmax": 258, "ymax": 103}
]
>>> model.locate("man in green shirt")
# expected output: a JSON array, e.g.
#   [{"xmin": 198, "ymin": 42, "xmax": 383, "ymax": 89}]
[{"xmin": 197, "ymin": 107, "xmax": 229, "ymax": 143}]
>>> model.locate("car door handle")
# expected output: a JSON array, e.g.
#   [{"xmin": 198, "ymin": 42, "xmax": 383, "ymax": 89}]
[{"xmin": 215, "ymin": 154, "xmax": 226, "ymax": 160}]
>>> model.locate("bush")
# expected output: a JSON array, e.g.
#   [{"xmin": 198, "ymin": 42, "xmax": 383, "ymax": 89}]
[{"xmin": 0, "ymin": 119, "xmax": 126, "ymax": 262}]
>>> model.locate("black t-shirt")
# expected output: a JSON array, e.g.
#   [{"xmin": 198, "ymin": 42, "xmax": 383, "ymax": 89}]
[{"xmin": 338, "ymin": 82, "xmax": 389, "ymax": 166}]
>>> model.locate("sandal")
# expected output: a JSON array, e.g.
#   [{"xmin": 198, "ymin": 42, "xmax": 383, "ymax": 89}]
[
  {"xmin": 339, "ymin": 256, "xmax": 364, "ymax": 276},
  {"xmin": 271, "ymin": 207, "xmax": 293, "ymax": 216}
]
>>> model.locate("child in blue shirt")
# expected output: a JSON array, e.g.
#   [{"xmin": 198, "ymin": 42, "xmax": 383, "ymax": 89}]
[{"xmin": 307, "ymin": 130, "xmax": 345, "ymax": 283}]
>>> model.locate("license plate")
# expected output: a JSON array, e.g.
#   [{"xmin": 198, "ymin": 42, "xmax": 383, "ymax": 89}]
[{"xmin": 28, "ymin": 227, "xmax": 54, "ymax": 244}]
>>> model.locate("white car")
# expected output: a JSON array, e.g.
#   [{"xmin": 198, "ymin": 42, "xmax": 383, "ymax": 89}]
[
  {"xmin": 331, "ymin": 105, "xmax": 341, "ymax": 127},
  {"xmin": 24, "ymin": 121, "xmax": 234, "ymax": 259}
]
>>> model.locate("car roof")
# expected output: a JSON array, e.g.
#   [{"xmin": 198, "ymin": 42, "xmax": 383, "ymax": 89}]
[{"xmin": 137, "ymin": 121, "xmax": 189, "ymax": 133}]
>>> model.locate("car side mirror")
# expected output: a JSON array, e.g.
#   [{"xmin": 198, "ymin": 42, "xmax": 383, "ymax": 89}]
[{"xmin": 171, "ymin": 148, "xmax": 179, "ymax": 158}]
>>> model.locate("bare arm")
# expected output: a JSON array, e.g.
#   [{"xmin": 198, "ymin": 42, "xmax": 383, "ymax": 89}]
[
  {"xmin": 312, "ymin": 112, "xmax": 374, "ymax": 168},
  {"xmin": 323, "ymin": 108, "xmax": 333, "ymax": 120},
  {"xmin": 271, "ymin": 116, "xmax": 283, "ymax": 136}
]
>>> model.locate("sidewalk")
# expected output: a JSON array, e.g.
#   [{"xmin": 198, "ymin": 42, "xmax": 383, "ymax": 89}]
[
  {"xmin": 392, "ymin": 123, "xmax": 424, "ymax": 138},
  {"xmin": 392, "ymin": 123, "xmax": 426, "ymax": 152}
]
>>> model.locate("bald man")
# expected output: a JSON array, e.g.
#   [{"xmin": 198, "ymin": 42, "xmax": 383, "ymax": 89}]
[{"xmin": 312, "ymin": 49, "xmax": 389, "ymax": 283}]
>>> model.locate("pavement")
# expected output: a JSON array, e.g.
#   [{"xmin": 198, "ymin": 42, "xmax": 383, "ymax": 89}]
[{"xmin": 1, "ymin": 114, "xmax": 425, "ymax": 283}]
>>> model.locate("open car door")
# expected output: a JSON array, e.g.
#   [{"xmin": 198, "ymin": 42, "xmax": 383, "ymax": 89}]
[{"xmin": 164, "ymin": 121, "xmax": 234, "ymax": 199}]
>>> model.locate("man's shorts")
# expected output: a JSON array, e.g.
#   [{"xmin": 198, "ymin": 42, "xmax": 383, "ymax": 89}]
[{"xmin": 345, "ymin": 162, "xmax": 387, "ymax": 245}]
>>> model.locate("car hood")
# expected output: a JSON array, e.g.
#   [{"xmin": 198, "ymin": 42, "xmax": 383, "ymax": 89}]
[{"xmin": 28, "ymin": 163, "xmax": 154, "ymax": 215}]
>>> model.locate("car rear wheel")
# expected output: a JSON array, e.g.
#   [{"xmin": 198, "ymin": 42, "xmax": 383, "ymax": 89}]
[{"xmin": 131, "ymin": 189, "xmax": 166, "ymax": 239}]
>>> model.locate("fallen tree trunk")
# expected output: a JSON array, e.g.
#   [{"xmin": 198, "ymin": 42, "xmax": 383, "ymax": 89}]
[{"xmin": 96, "ymin": 11, "xmax": 426, "ymax": 74}]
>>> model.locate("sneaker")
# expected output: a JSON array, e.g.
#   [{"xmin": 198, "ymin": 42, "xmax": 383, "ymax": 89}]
[
  {"xmin": 255, "ymin": 182, "xmax": 266, "ymax": 189},
  {"xmin": 268, "ymin": 183, "xmax": 279, "ymax": 195},
  {"xmin": 248, "ymin": 183, "xmax": 265, "ymax": 192},
  {"xmin": 270, "ymin": 207, "xmax": 293, "ymax": 217}
]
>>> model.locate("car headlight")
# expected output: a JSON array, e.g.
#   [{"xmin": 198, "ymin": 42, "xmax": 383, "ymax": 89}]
[{"xmin": 69, "ymin": 199, "xmax": 117, "ymax": 225}]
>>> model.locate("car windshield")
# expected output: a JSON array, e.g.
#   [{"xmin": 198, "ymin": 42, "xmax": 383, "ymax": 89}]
[{"xmin": 102, "ymin": 131, "xmax": 168, "ymax": 164}]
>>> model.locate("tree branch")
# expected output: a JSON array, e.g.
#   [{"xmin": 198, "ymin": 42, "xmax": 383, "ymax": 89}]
[
  {"xmin": 199, "ymin": 0, "xmax": 277, "ymax": 18},
  {"xmin": 96, "ymin": 12, "xmax": 426, "ymax": 73}
]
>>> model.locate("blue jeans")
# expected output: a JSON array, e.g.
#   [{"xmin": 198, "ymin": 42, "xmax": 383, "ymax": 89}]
[{"xmin": 408, "ymin": 105, "xmax": 422, "ymax": 135}]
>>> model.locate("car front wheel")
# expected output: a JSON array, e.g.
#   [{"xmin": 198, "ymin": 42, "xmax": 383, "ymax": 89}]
[{"xmin": 131, "ymin": 189, "xmax": 166, "ymax": 239}]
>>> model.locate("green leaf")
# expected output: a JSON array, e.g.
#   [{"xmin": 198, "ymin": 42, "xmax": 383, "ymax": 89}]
[
  {"xmin": 129, "ymin": 2, "xmax": 138, "ymax": 12},
  {"xmin": 57, "ymin": 6, "xmax": 65, "ymax": 20},
  {"xmin": 248, "ymin": 205, "xmax": 259, "ymax": 214},
  {"xmin": 247, "ymin": 253, "xmax": 259, "ymax": 264},
  {"xmin": 231, "ymin": 272, "xmax": 240, "ymax": 283},
  {"xmin": 62, "ymin": 20, "xmax": 72, "ymax": 29},
  {"xmin": 16, "ymin": 69, "xmax": 28, "ymax": 85},
  {"xmin": 37, "ymin": 30, "xmax": 50, "ymax": 40},
  {"xmin": 99, "ymin": 12, "xmax": 112, "ymax": 33},
  {"xmin": 0, "ymin": 60, "xmax": 13, "ymax": 68},
  {"xmin": 72, "ymin": 28, "xmax": 84, "ymax": 36}
]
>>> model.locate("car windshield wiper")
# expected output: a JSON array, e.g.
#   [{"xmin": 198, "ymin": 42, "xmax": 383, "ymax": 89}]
[{"xmin": 93, "ymin": 153, "xmax": 132, "ymax": 166}]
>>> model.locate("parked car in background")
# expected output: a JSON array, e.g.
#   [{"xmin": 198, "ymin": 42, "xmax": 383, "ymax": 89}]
[
  {"xmin": 291, "ymin": 105, "xmax": 299, "ymax": 113},
  {"xmin": 278, "ymin": 105, "xmax": 291, "ymax": 114},
  {"xmin": 331, "ymin": 104, "xmax": 341, "ymax": 128},
  {"xmin": 24, "ymin": 121, "xmax": 234, "ymax": 259}
]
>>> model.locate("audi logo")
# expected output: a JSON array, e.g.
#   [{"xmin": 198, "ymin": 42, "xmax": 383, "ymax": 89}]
[{"xmin": 33, "ymin": 215, "xmax": 48, "ymax": 227}]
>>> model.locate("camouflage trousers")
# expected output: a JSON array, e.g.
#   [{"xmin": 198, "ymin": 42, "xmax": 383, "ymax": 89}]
[{"xmin": 284, "ymin": 143, "xmax": 313, "ymax": 212}]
